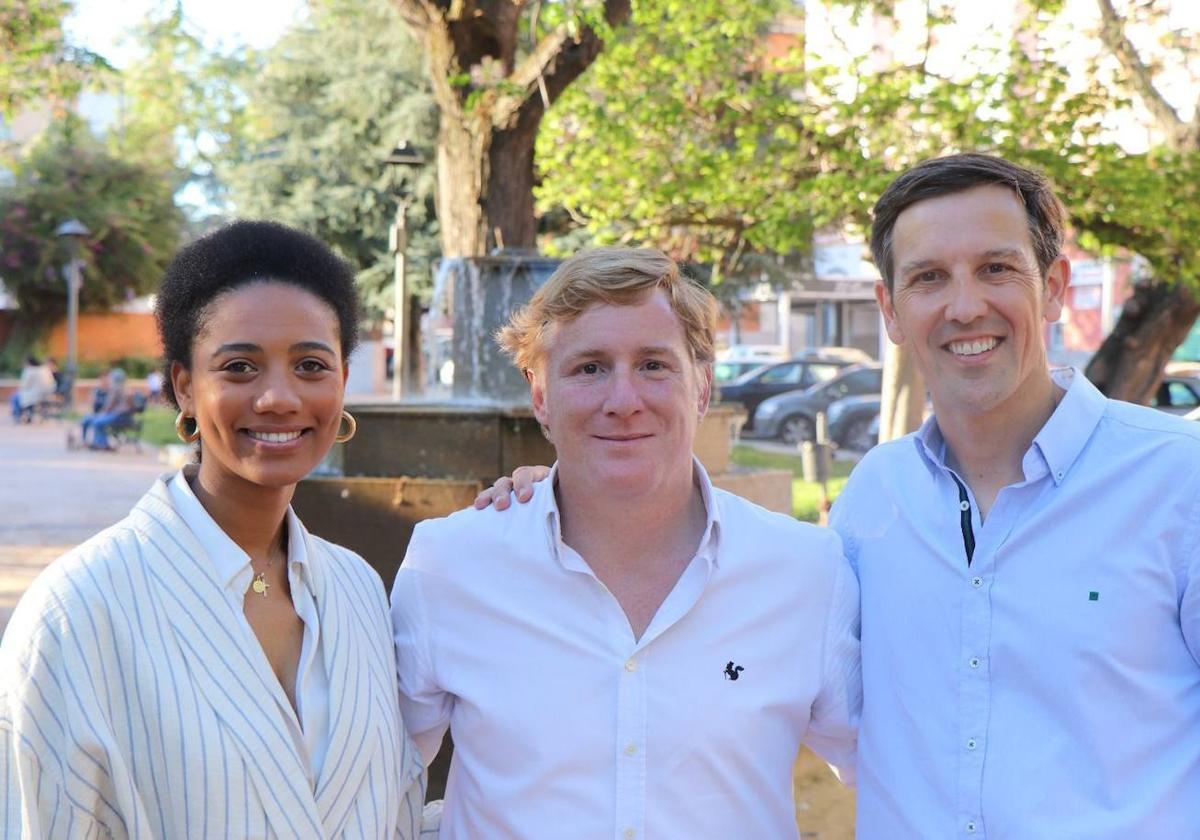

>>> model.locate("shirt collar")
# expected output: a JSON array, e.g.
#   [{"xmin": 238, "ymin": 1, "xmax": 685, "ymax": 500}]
[
  {"xmin": 167, "ymin": 467, "xmax": 310, "ymax": 592},
  {"xmin": 1031, "ymin": 367, "xmax": 1107, "ymax": 485},
  {"xmin": 913, "ymin": 366, "xmax": 1106, "ymax": 486},
  {"xmin": 543, "ymin": 456, "xmax": 723, "ymax": 570}
]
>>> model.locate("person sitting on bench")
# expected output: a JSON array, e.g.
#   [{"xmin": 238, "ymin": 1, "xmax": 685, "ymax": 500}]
[
  {"xmin": 80, "ymin": 367, "xmax": 133, "ymax": 450},
  {"xmin": 9, "ymin": 356, "xmax": 56, "ymax": 423}
]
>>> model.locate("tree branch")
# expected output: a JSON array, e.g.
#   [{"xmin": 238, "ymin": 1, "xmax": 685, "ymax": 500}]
[
  {"xmin": 1094, "ymin": 0, "xmax": 1185, "ymax": 147},
  {"xmin": 392, "ymin": 0, "xmax": 470, "ymax": 124},
  {"xmin": 491, "ymin": 0, "xmax": 631, "ymax": 128}
]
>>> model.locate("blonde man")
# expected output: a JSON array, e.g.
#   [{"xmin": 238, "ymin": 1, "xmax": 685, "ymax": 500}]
[{"xmin": 390, "ymin": 247, "xmax": 860, "ymax": 838}]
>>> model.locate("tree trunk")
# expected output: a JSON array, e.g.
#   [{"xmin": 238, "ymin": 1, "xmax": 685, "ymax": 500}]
[
  {"xmin": 878, "ymin": 340, "xmax": 926, "ymax": 443},
  {"xmin": 435, "ymin": 113, "xmax": 489, "ymax": 257},
  {"xmin": 395, "ymin": 0, "xmax": 631, "ymax": 259},
  {"xmin": 1083, "ymin": 280, "xmax": 1200, "ymax": 403},
  {"xmin": 484, "ymin": 101, "xmax": 540, "ymax": 250}
]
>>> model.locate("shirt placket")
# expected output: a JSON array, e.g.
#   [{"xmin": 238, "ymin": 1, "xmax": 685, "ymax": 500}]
[
  {"xmin": 952, "ymin": 469, "xmax": 1038, "ymax": 839},
  {"xmin": 952, "ymin": 475, "xmax": 990, "ymax": 838},
  {"xmin": 615, "ymin": 646, "xmax": 647, "ymax": 840}
]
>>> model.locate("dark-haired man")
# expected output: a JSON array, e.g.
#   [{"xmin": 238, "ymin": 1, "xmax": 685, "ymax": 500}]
[{"xmin": 833, "ymin": 153, "xmax": 1200, "ymax": 837}]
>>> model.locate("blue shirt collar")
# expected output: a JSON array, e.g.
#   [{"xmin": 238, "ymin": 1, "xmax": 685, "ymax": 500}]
[{"xmin": 913, "ymin": 367, "xmax": 1107, "ymax": 486}]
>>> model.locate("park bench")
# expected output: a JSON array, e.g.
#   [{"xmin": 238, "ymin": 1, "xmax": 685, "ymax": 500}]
[{"xmin": 106, "ymin": 393, "xmax": 149, "ymax": 452}]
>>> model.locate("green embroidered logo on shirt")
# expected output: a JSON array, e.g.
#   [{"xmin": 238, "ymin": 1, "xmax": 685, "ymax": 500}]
[{"xmin": 1088, "ymin": 591, "xmax": 1099, "ymax": 602}]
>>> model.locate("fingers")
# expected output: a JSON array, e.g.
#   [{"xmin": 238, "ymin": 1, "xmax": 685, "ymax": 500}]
[
  {"xmin": 473, "ymin": 477, "xmax": 516, "ymax": 510},
  {"xmin": 471, "ymin": 466, "xmax": 551, "ymax": 510},
  {"xmin": 512, "ymin": 465, "xmax": 550, "ymax": 502}
]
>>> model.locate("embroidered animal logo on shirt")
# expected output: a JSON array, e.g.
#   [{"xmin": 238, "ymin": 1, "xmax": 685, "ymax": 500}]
[{"xmin": 724, "ymin": 661, "xmax": 744, "ymax": 681}]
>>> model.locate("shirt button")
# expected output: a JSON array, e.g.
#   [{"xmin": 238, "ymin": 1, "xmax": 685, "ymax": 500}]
[
  {"xmin": 966, "ymin": 738, "xmax": 977, "ymax": 750},
  {"xmin": 959, "ymin": 500, "xmax": 970, "ymax": 512},
  {"xmin": 624, "ymin": 659, "xmax": 637, "ymax": 673},
  {"xmin": 624, "ymin": 743, "xmax": 637, "ymax": 756},
  {"xmin": 624, "ymin": 829, "xmax": 635, "ymax": 839},
  {"xmin": 971, "ymin": 576, "xmax": 983, "ymax": 588},
  {"xmin": 969, "ymin": 657, "xmax": 981, "ymax": 668},
  {"xmin": 966, "ymin": 821, "xmax": 977, "ymax": 833}
]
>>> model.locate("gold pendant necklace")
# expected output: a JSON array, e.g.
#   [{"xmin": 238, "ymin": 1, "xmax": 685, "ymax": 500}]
[
  {"xmin": 250, "ymin": 548, "xmax": 282, "ymax": 598},
  {"xmin": 251, "ymin": 573, "xmax": 270, "ymax": 597}
]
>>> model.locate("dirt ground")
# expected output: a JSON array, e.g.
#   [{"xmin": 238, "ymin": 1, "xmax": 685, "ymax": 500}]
[{"xmin": 794, "ymin": 746, "xmax": 856, "ymax": 839}]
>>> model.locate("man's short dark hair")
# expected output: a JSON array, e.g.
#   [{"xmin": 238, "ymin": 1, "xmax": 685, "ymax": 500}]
[
  {"xmin": 870, "ymin": 153, "xmax": 1067, "ymax": 293},
  {"xmin": 155, "ymin": 220, "xmax": 360, "ymax": 408}
]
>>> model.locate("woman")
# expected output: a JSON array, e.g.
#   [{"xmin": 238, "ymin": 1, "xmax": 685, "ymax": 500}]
[
  {"xmin": 10, "ymin": 355, "xmax": 56, "ymax": 423},
  {"xmin": 1, "ymin": 221, "xmax": 435, "ymax": 838}
]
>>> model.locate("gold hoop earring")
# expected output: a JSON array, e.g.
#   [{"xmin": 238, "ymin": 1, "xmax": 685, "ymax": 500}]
[
  {"xmin": 335, "ymin": 409, "xmax": 357, "ymax": 443},
  {"xmin": 175, "ymin": 412, "xmax": 200, "ymax": 443}
]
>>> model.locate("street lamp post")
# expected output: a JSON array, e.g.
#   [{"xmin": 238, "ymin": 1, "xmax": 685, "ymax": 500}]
[
  {"xmin": 383, "ymin": 141, "xmax": 426, "ymax": 401},
  {"xmin": 55, "ymin": 219, "xmax": 90, "ymax": 410}
]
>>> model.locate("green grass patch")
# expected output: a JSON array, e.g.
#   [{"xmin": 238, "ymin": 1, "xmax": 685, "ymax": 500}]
[
  {"xmin": 139, "ymin": 405, "xmax": 179, "ymax": 447},
  {"xmin": 730, "ymin": 444, "xmax": 855, "ymax": 522}
]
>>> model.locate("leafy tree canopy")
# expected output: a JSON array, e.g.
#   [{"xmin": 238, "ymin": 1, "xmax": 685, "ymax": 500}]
[
  {"xmin": 0, "ymin": 0, "xmax": 108, "ymax": 119},
  {"xmin": 105, "ymin": 2, "xmax": 250, "ymax": 204},
  {"xmin": 538, "ymin": 1, "xmax": 1199, "ymax": 295},
  {"xmin": 217, "ymin": 0, "xmax": 438, "ymax": 313},
  {"xmin": 0, "ymin": 116, "xmax": 182, "ymax": 341},
  {"xmin": 536, "ymin": 0, "xmax": 819, "ymax": 284}
]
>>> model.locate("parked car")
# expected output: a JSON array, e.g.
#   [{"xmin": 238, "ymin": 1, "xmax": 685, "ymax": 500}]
[
  {"xmin": 713, "ymin": 359, "xmax": 770, "ymax": 385},
  {"xmin": 718, "ymin": 344, "xmax": 787, "ymax": 362},
  {"xmin": 808, "ymin": 345, "xmax": 874, "ymax": 365},
  {"xmin": 717, "ymin": 354, "xmax": 855, "ymax": 431},
  {"xmin": 1150, "ymin": 376, "xmax": 1200, "ymax": 415},
  {"xmin": 752, "ymin": 364, "xmax": 884, "ymax": 444},
  {"xmin": 826, "ymin": 394, "xmax": 881, "ymax": 453}
]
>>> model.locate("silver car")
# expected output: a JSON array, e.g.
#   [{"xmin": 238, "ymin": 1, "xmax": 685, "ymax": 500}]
[{"xmin": 752, "ymin": 364, "xmax": 883, "ymax": 445}]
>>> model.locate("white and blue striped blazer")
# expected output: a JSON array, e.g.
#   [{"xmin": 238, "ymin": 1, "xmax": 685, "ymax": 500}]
[{"xmin": 0, "ymin": 477, "xmax": 436, "ymax": 839}]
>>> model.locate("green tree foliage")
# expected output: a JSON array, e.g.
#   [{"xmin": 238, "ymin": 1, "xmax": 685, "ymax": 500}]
[
  {"xmin": 217, "ymin": 0, "xmax": 438, "ymax": 311},
  {"xmin": 0, "ymin": 0, "xmax": 107, "ymax": 118},
  {"xmin": 538, "ymin": 0, "xmax": 1199, "ymax": 399},
  {"xmin": 108, "ymin": 2, "xmax": 249, "ymax": 202},
  {"xmin": 536, "ymin": 0, "xmax": 1120, "ymax": 277},
  {"xmin": 0, "ymin": 117, "xmax": 182, "ymax": 342},
  {"xmin": 537, "ymin": 0, "xmax": 818, "ymax": 284}
]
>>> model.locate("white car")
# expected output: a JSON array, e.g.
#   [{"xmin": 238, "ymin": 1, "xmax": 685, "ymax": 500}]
[{"xmin": 717, "ymin": 344, "xmax": 788, "ymax": 362}]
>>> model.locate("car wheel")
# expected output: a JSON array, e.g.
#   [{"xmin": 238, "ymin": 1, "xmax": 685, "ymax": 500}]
[
  {"xmin": 780, "ymin": 414, "xmax": 815, "ymax": 445},
  {"xmin": 842, "ymin": 416, "xmax": 876, "ymax": 452}
]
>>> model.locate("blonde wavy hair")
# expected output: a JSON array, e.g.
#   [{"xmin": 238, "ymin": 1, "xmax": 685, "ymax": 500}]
[{"xmin": 496, "ymin": 247, "xmax": 717, "ymax": 373}]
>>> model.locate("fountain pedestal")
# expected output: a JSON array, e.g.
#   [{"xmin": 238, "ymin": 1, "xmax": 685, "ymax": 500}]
[{"xmin": 292, "ymin": 401, "xmax": 790, "ymax": 593}]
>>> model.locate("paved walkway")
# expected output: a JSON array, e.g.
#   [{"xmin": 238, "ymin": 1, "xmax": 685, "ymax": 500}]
[{"xmin": 0, "ymin": 419, "xmax": 163, "ymax": 635}]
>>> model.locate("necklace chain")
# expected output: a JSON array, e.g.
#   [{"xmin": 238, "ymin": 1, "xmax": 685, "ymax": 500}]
[{"xmin": 249, "ymin": 547, "xmax": 283, "ymax": 598}]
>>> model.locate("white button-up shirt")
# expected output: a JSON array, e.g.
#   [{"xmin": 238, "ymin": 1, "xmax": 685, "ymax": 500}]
[
  {"xmin": 391, "ymin": 460, "xmax": 860, "ymax": 839},
  {"xmin": 168, "ymin": 469, "xmax": 331, "ymax": 785},
  {"xmin": 832, "ymin": 368, "xmax": 1200, "ymax": 839}
]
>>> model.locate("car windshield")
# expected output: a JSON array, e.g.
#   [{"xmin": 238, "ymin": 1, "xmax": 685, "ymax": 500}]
[
  {"xmin": 807, "ymin": 364, "xmax": 843, "ymax": 384},
  {"xmin": 714, "ymin": 361, "xmax": 764, "ymax": 383},
  {"xmin": 730, "ymin": 364, "xmax": 772, "ymax": 385}
]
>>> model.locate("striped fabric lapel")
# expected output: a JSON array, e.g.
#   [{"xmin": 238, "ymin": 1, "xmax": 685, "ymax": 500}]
[
  {"xmin": 306, "ymin": 531, "xmax": 382, "ymax": 836},
  {"xmin": 130, "ymin": 482, "xmax": 327, "ymax": 839}
]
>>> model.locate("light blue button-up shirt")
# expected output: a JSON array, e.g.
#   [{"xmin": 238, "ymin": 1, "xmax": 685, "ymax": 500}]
[{"xmin": 832, "ymin": 368, "xmax": 1200, "ymax": 839}]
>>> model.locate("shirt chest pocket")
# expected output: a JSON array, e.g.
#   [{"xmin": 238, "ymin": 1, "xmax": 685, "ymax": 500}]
[{"xmin": 991, "ymin": 530, "xmax": 1184, "ymax": 678}]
